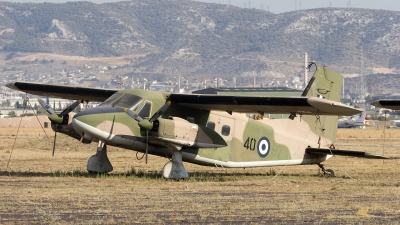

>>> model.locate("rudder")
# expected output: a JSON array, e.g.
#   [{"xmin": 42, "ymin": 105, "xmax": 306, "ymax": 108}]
[{"xmin": 302, "ymin": 66, "xmax": 343, "ymax": 142}]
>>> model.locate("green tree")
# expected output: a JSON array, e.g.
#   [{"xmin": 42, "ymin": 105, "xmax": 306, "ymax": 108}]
[
  {"xmin": 8, "ymin": 111, "xmax": 17, "ymax": 117},
  {"xmin": 1, "ymin": 99, "xmax": 11, "ymax": 107},
  {"xmin": 21, "ymin": 113, "xmax": 35, "ymax": 117}
]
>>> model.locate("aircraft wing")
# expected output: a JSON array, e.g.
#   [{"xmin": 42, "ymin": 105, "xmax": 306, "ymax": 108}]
[
  {"xmin": 371, "ymin": 100, "xmax": 400, "ymax": 110},
  {"xmin": 169, "ymin": 94, "xmax": 361, "ymax": 116},
  {"xmin": 6, "ymin": 82, "xmax": 360, "ymax": 116},
  {"xmin": 306, "ymin": 148, "xmax": 391, "ymax": 159},
  {"xmin": 6, "ymin": 82, "xmax": 118, "ymax": 102}
]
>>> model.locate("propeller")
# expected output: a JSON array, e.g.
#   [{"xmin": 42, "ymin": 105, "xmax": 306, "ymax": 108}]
[
  {"xmin": 124, "ymin": 101, "xmax": 171, "ymax": 130},
  {"xmin": 52, "ymin": 127, "xmax": 57, "ymax": 156},
  {"xmin": 124, "ymin": 101, "xmax": 171, "ymax": 163},
  {"xmin": 38, "ymin": 98, "xmax": 82, "ymax": 155},
  {"xmin": 38, "ymin": 98, "xmax": 82, "ymax": 124},
  {"xmin": 59, "ymin": 100, "xmax": 82, "ymax": 117}
]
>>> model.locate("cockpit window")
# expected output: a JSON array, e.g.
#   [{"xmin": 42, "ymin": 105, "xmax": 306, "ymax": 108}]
[
  {"xmin": 99, "ymin": 93, "xmax": 123, "ymax": 106},
  {"xmin": 138, "ymin": 101, "xmax": 152, "ymax": 118},
  {"xmin": 99, "ymin": 93, "xmax": 143, "ymax": 110}
]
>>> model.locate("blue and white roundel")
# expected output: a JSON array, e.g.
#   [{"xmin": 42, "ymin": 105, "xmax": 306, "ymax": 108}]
[{"xmin": 257, "ymin": 137, "xmax": 270, "ymax": 158}]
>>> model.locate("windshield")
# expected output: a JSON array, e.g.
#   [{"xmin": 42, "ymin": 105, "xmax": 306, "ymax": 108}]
[{"xmin": 99, "ymin": 93, "xmax": 143, "ymax": 110}]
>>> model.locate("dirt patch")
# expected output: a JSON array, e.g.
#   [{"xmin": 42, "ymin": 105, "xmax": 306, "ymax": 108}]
[
  {"xmin": 0, "ymin": 116, "xmax": 50, "ymax": 128},
  {"xmin": 11, "ymin": 53, "xmax": 147, "ymax": 66},
  {"xmin": 371, "ymin": 67, "xmax": 395, "ymax": 74},
  {"xmin": 0, "ymin": 128, "xmax": 399, "ymax": 223}
]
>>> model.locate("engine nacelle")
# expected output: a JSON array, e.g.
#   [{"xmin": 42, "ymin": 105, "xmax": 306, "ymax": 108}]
[
  {"xmin": 51, "ymin": 112, "xmax": 91, "ymax": 143},
  {"xmin": 144, "ymin": 117, "xmax": 226, "ymax": 149}
]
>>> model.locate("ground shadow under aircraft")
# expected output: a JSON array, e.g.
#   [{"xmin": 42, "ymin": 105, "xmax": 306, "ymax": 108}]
[{"xmin": 0, "ymin": 169, "xmax": 341, "ymax": 181}]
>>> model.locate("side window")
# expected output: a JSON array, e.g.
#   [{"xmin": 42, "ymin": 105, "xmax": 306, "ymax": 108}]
[
  {"xmin": 221, "ymin": 125, "xmax": 230, "ymax": 136},
  {"xmin": 206, "ymin": 121, "xmax": 215, "ymax": 130},
  {"xmin": 186, "ymin": 117, "xmax": 195, "ymax": 123},
  {"xmin": 138, "ymin": 102, "xmax": 152, "ymax": 118}
]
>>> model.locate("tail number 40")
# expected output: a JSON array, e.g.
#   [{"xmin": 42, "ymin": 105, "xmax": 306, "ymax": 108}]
[{"xmin": 244, "ymin": 137, "xmax": 256, "ymax": 151}]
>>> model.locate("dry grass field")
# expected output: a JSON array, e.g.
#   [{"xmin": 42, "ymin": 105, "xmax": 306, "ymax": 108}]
[{"xmin": 1, "ymin": 125, "xmax": 400, "ymax": 224}]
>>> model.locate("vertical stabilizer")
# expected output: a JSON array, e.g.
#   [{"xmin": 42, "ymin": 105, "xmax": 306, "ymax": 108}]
[
  {"xmin": 353, "ymin": 111, "xmax": 366, "ymax": 128},
  {"xmin": 302, "ymin": 67, "xmax": 343, "ymax": 142}
]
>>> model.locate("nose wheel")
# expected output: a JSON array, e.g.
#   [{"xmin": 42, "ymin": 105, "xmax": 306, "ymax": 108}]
[
  {"xmin": 317, "ymin": 163, "xmax": 335, "ymax": 177},
  {"xmin": 87, "ymin": 140, "xmax": 113, "ymax": 173}
]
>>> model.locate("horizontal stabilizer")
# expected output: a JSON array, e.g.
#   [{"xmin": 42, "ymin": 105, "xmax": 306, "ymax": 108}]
[{"xmin": 306, "ymin": 148, "xmax": 391, "ymax": 159}]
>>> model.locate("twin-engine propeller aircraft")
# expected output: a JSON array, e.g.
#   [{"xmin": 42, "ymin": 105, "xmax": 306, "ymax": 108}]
[
  {"xmin": 6, "ymin": 66, "xmax": 391, "ymax": 179},
  {"xmin": 337, "ymin": 111, "xmax": 367, "ymax": 129}
]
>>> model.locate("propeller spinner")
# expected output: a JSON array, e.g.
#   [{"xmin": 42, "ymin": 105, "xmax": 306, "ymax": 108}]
[{"xmin": 124, "ymin": 101, "xmax": 171, "ymax": 130}]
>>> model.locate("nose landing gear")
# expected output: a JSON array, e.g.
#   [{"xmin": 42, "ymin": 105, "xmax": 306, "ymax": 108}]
[{"xmin": 87, "ymin": 140, "xmax": 113, "ymax": 173}]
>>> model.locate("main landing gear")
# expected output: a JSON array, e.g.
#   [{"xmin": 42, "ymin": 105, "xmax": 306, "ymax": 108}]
[
  {"xmin": 317, "ymin": 163, "xmax": 335, "ymax": 177},
  {"xmin": 162, "ymin": 150, "xmax": 189, "ymax": 180},
  {"xmin": 85, "ymin": 139, "xmax": 188, "ymax": 179}
]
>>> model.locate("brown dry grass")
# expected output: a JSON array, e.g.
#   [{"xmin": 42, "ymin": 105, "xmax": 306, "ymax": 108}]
[
  {"xmin": 1, "ymin": 127, "xmax": 400, "ymax": 224},
  {"xmin": 336, "ymin": 127, "xmax": 400, "ymax": 139}
]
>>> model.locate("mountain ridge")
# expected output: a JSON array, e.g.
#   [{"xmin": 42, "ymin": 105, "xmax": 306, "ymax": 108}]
[{"xmin": 0, "ymin": 0, "xmax": 399, "ymax": 79}]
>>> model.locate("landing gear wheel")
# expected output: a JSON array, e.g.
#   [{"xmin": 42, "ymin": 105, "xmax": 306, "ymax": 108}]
[
  {"xmin": 317, "ymin": 163, "xmax": 335, "ymax": 177},
  {"xmin": 161, "ymin": 151, "xmax": 188, "ymax": 180},
  {"xmin": 324, "ymin": 169, "xmax": 335, "ymax": 177},
  {"xmin": 162, "ymin": 161, "xmax": 173, "ymax": 178},
  {"xmin": 87, "ymin": 140, "xmax": 113, "ymax": 173}
]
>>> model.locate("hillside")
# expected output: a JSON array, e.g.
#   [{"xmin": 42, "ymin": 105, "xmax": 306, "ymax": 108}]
[{"xmin": 0, "ymin": 0, "xmax": 400, "ymax": 82}]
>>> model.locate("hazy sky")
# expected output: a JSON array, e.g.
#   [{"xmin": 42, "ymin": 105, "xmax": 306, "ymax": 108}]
[{"xmin": 1, "ymin": 0, "xmax": 399, "ymax": 14}]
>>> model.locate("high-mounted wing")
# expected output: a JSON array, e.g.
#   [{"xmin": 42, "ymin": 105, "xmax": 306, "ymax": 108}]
[
  {"xmin": 6, "ymin": 82, "xmax": 117, "ymax": 102},
  {"xmin": 371, "ymin": 100, "xmax": 400, "ymax": 110},
  {"xmin": 306, "ymin": 148, "xmax": 391, "ymax": 159},
  {"xmin": 169, "ymin": 94, "xmax": 362, "ymax": 116}
]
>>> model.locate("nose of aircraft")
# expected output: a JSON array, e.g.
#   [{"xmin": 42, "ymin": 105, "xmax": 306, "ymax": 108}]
[{"xmin": 72, "ymin": 106, "xmax": 125, "ymax": 135}]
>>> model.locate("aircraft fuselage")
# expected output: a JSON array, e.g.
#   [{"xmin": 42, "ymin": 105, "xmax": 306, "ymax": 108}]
[{"xmin": 69, "ymin": 103, "xmax": 331, "ymax": 168}]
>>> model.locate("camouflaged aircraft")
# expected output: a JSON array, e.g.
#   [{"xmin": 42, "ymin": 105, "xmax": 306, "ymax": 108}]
[{"xmin": 6, "ymin": 66, "xmax": 391, "ymax": 179}]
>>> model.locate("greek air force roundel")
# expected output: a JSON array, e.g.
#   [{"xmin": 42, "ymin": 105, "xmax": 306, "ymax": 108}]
[{"xmin": 257, "ymin": 137, "xmax": 270, "ymax": 158}]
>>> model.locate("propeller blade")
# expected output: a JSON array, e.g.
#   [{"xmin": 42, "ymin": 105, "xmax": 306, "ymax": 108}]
[
  {"xmin": 145, "ymin": 130, "xmax": 148, "ymax": 164},
  {"xmin": 124, "ymin": 108, "xmax": 153, "ymax": 130},
  {"xmin": 38, "ymin": 98, "xmax": 63, "ymax": 123},
  {"xmin": 149, "ymin": 101, "xmax": 171, "ymax": 123},
  {"xmin": 38, "ymin": 98, "xmax": 55, "ymax": 115},
  {"xmin": 59, "ymin": 99, "xmax": 82, "ymax": 117},
  {"xmin": 124, "ymin": 108, "xmax": 143, "ymax": 122},
  {"xmin": 52, "ymin": 130, "xmax": 57, "ymax": 156},
  {"xmin": 125, "ymin": 101, "xmax": 171, "ymax": 131}
]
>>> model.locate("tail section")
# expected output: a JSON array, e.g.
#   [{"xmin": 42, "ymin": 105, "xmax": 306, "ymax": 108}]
[
  {"xmin": 353, "ymin": 111, "xmax": 366, "ymax": 128},
  {"xmin": 302, "ymin": 66, "xmax": 343, "ymax": 142}
]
